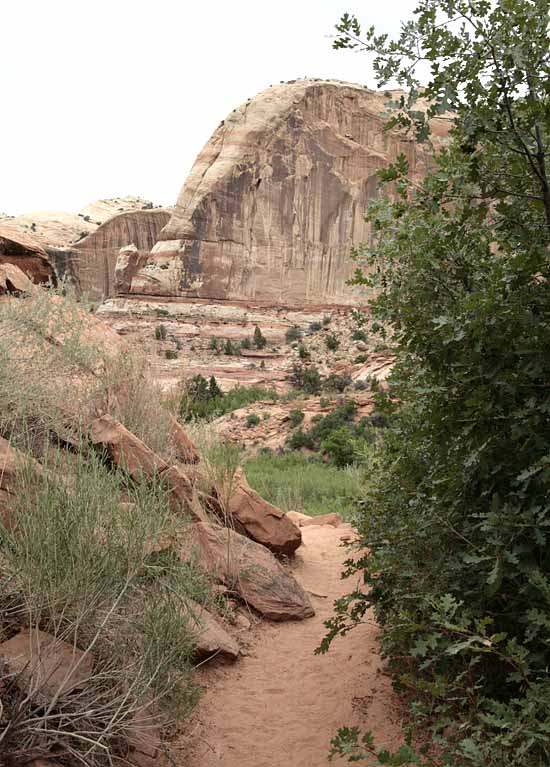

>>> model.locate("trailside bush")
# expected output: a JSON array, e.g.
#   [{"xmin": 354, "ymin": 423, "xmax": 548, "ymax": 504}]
[
  {"xmin": 288, "ymin": 408, "xmax": 305, "ymax": 428},
  {"xmin": 323, "ymin": 1, "xmax": 550, "ymax": 764},
  {"xmin": 245, "ymin": 413, "xmax": 261, "ymax": 428},
  {"xmin": 324, "ymin": 333, "xmax": 339, "ymax": 351},
  {"xmin": 253, "ymin": 325, "xmax": 267, "ymax": 349}
]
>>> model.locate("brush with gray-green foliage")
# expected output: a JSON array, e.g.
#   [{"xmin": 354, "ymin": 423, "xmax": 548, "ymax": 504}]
[
  {"xmin": 0, "ymin": 447, "xmax": 210, "ymax": 765},
  {"xmin": 324, "ymin": 2, "xmax": 550, "ymax": 765}
]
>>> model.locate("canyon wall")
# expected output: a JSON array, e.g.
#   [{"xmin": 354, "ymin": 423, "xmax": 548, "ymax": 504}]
[
  {"xmin": 126, "ymin": 80, "xmax": 449, "ymax": 307},
  {"xmin": 49, "ymin": 208, "xmax": 171, "ymax": 300}
]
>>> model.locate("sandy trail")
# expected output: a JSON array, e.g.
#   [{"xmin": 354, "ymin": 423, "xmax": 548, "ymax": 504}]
[{"xmin": 177, "ymin": 525, "xmax": 403, "ymax": 767}]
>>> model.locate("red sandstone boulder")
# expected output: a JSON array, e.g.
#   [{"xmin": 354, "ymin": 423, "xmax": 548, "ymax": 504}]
[
  {"xmin": 169, "ymin": 415, "xmax": 201, "ymax": 464},
  {"xmin": 89, "ymin": 416, "xmax": 197, "ymax": 514},
  {"xmin": 0, "ymin": 225, "xmax": 56, "ymax": 285},
  {"xmin": 191, "ymin": 521, "xmax": 314, "ymax": 621},
  {"xmin": 299, "ymin": 512, "xmax": 342, "ymax": 527},
  {"xmin": 183, "ymin": 598, "xmax": 240, "ymax": 661},
  {"xmin": 222, "ymin": 468, "xmax": 301, "ymax": 555},
  {"xmin": 89, "ymin": 415, "xmax": 167, "ymax": 478},
  {"xmin": 0, "ymin": 262, "xmax": 34, "ymax": 295}
]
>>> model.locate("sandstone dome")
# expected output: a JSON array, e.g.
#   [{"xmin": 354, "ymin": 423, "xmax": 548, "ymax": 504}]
[{"xmin": 125, "ymin": 79, "xmax": 449, "ymax": 307}]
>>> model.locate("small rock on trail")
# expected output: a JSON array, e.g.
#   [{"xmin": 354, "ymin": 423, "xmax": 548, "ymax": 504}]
[{"xmin": 176, "ymin": 524, "xmax": 403, "ymax": 767}]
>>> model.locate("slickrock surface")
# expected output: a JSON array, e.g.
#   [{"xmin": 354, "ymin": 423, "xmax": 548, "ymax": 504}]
[
  {"xmin": 125, "ymin": 79, "xmax": 450, "ymax": 306},
  {"xmin": 0, "ymin": 196, "xmax": 161, "ymax": 248},
  {"xmin": 177, "ymin": 524, "xmax": 403, "ymax": 767}
]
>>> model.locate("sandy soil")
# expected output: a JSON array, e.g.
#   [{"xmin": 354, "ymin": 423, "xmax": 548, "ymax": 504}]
[{"xmin": 176, "ymin": 524, "xmax": 403, "ymax": 767}]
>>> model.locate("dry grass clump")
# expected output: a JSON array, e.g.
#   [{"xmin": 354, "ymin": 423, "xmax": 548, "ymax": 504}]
[{"xmin": 0, "ymin": 284, "xmax": 178, "ymax": 460}]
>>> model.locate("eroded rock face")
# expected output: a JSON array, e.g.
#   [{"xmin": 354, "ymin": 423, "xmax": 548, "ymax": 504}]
[
  {"xmin": 49, "ymin": 208, "xmax": 171, "ymax": 300},
  {"xmin": 0, "ymin": 225, "xmax": 56, "ymax": 285},
  {"xmin": 126, "ymin": 80, "xmax": 449, "ymax": 306}
]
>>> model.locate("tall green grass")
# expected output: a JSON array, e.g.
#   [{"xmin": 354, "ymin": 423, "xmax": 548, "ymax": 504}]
[{"xmin": 244, "ymin": 452, "xmax": 361, "ymax": 519}]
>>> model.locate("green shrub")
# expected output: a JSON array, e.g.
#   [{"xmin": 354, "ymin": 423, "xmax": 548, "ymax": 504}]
[
  {"xmin": 321, "ymin": 426, "xmax": 358, "ymax": 468},
  {"xmin": 319, "ymin": 396, "xmax": 330, "ymax": 408},
  {"xmin": 287, "ymin": 428, "xmax": 315, "ymax": 450},
  {"xmin": 179, "ymin": 376, "xmax": 277, "ymax": 422},
  {"xmin": 322, "ymin": 315, "xmax": 331, "ymax": 326},
  {"xmin": 298, "ymin": 344, "xmax": 310, "ymax": 360},
  {"xmin": 309, "ymin": 321, "xmax": 322, "ymax": 332},
  {"xmin": 289, "ymin": 363, "xmax": 322, "ymax": 395},
  {"xmin": 223, "ymin": 339, "xmax": 237, "ymax": 356},
  {"xmin": 285, "ymin": 325, "xmax": 302, "ymax": 343},
  {"xmin": 288, "ymin": 408, "xmax": 305, "ymax": 428},
  {"xmin": 324, "ymin": 333, "xmax": 339, "ymax": 351},
  {"xmin": 353, "ymin": 353, "xmax": 369, "ymax": 364},
  {"xmin": 209, "ymin": 337, "xmax": 218, "ymax": 351},
  {"xmin": 154, "ymin": 324, "xmax": 167, "ymax": 341},
  {"xmin": 352, "ymin": 329, "xmax": 368, "ymax": 342},
  {"xmin": 165, "ymin": 349, "xmax": 178, "ymax": 360},
  {"xmin": 253, "ymin": 326, "xmax": 267, "ymax": 349},
  {"xmin": 240, "ymin": 336, "xmax": 251, "ymax": 350},
  {"xmin": 245, "ymin": 413, "xmax": 261, "ymax": 428},
  {"xmin": 323, "ymin": 373, "xmax": 352, "ymax": 393}
]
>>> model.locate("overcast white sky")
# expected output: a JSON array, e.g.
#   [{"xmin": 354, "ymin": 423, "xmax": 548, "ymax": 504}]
[{"xmin": 1, "ymin": 0, "xmax": 416, "ymax": 215}]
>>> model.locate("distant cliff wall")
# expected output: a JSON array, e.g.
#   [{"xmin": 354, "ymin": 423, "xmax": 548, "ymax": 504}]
[{"xmin": 126, "ymin": 80, "xmax": 449, "ymax": 306}]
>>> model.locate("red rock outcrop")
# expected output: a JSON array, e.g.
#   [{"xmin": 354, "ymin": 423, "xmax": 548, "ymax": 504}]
[
  {"xmin": 0, "ymin": 225, "xmax": 56, "ymax": 285},
  {"xmin": 124, "ymin": 79, "xmax": 450, "ymax": 307},
  {"xmin": 221, "ymin": 468, "xmax": 302, "ymax": 555},
  {"xmin": 192, "ymin": 521, "xmax": 314, "ymax": 621}
]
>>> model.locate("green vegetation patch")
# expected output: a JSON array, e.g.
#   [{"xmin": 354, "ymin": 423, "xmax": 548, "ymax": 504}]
[{"xmin": 244, "ymin": 452, "xmax": 361, "ymax": 519}]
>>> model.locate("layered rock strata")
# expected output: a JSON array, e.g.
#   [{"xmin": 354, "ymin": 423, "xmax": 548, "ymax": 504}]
[
  {"xmin": 124, "ymin": 79, "xmax": 449, "ymax": 306},
  {"xmin": 49, "ymin": 208, "xmax": 171, "ymax": 300}
]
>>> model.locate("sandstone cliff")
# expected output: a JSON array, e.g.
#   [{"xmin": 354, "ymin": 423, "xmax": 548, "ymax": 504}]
[
  {"xmin": 126, "ymin": 79, "xmax": 450, "ymax": 307},
  {"xmin": 0, "ymin": 196, "xmax": 161, "ymax": 249},
  {"xmin": 49, "ymin": 208, "xmax": 171, "ymax": 300},
  {"xmin": 0, "ymin": 225, "xmax": 56, "ymax": 285}
]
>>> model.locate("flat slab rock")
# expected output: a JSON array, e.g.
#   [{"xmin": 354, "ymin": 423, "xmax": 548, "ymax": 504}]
[
  {"xmin": 191, "ymin": 521, "xmax": 314, "ymax": 621},
  {"xmin": 0, "ymin": 628, "xmax": 93, "ymax": 701},
  {"xmin": 286, "ymin": 510, "xmax": 342, "ymax": 528}
]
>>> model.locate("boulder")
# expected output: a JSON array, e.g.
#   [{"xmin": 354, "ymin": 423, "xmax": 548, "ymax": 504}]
[
  {"xmin": 0, "ymin": 629, "xmax": 93, "ymax": 701},
  {"xmin": 0, "ymin": 225, "xmax": 56, "ymax": 285},
  {"xmin": 191, "ymin": 521, "xmax": 314, "ymax": 621},
  {"xmin": 89, "ymin": 416, "xmax": 196, "ymax": 512},
  {"xmin": 183, "ymin": 598, "xmax": 240, "ymax": 661},
  {"xmin": 0, "ymin": 262, "xmax": 34, "ymax": 295},
  {"xmin": 90, "ymin": 415, "xmax": 168, "ymax": 478},
  {"xmin": 223, "ymin": 468, "xmax": 302, "ymax": 555},
  {"xmin": 286, "ymin": 510, "xmax": 313, "ymax": 527},
  {"xmin": 169, "ymin": 415, "xmax": 201, "ymax": 464},
  {"xmin": 299, "ymin": 512, "xmax": 342, "ymax": 528}
]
